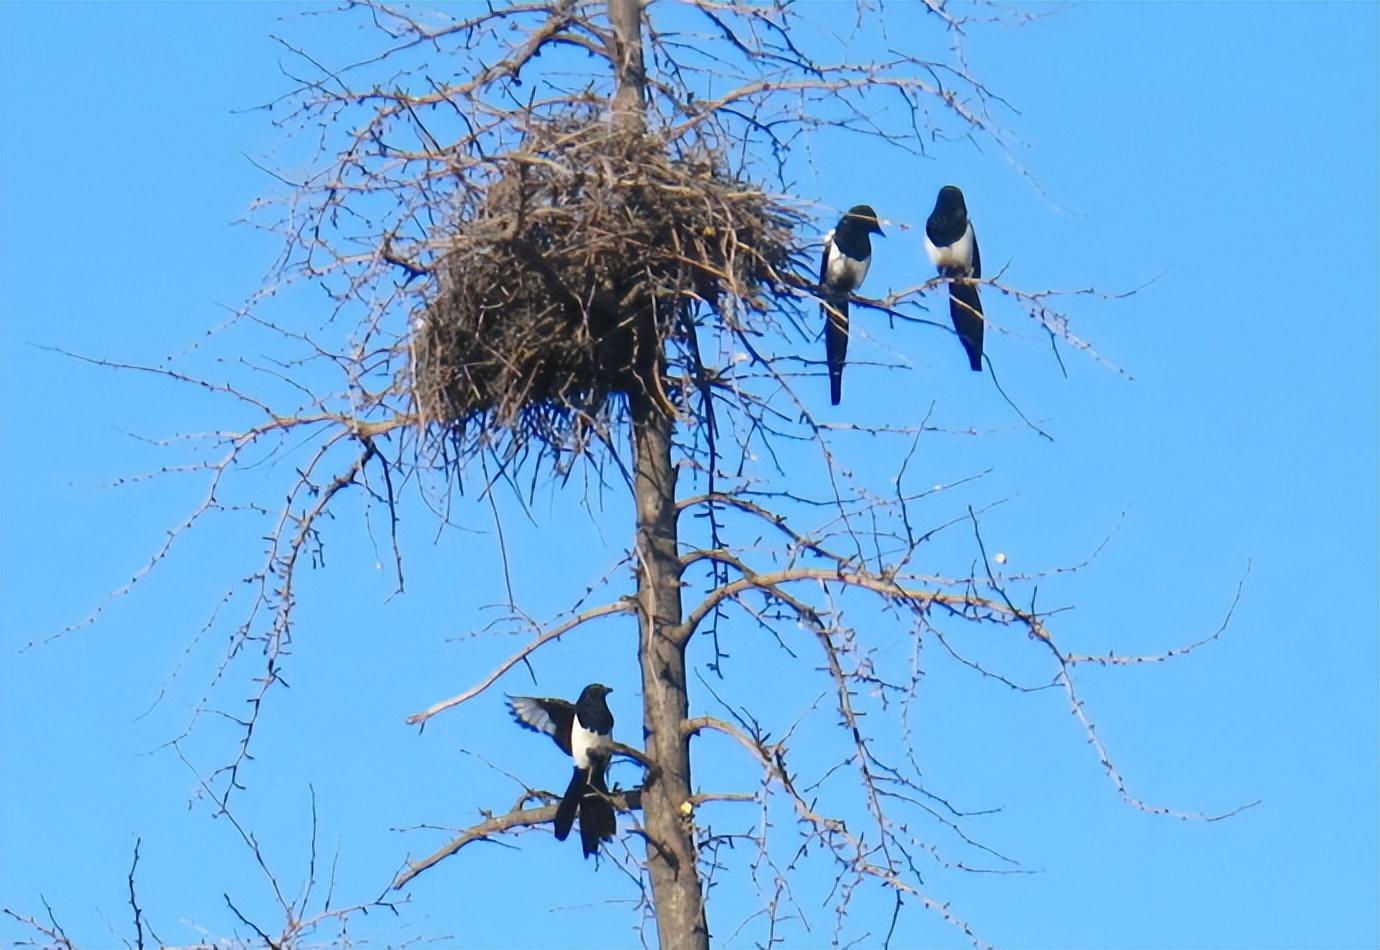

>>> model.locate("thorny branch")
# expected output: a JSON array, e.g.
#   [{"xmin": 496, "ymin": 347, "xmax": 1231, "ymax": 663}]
[
  {"xmin": 1, "ymin": 906, "xmax": 74, "ymax": 950},
  {"xmin": 5, "ymin": 779, "xmax": 404, "ymax": 950}
]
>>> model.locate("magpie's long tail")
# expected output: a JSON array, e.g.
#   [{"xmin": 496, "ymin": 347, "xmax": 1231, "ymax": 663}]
[
  {"xmin": 553, "ymin": 767, "xmax": 583, "ymax": 842},
  {"xmin": 948, "ymin": 280, "xmax": 984, "ymax": 372},
  {"xmin": 823, "ymin": 297, "xmax": 849, "ymax": 405},
  {"xmin": 577, "ymin": 764, "xmax": 616, "ymax": 859}
]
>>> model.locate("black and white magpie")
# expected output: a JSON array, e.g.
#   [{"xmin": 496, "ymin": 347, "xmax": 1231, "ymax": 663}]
[
  {"xmin": 507, "ymin": 683, "xmax": 616, "ymax": 858},
  {"xmin": 820, "ymin": 204, "xmax": 885, "ymax": 405},
  {"xmin": 925, "ymin": 185, "xmax": 984, "ymax": 372}
]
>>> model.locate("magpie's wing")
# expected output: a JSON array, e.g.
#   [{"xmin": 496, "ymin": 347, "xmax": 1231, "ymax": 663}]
[
  {"xmin": 819, "ymin": 231, "xmax": 848, "ymax": 404},
  {"xmin": 949, "ymin": 227, "xmax": 984, "ymax": 373},
  {"xmin": 949, "ymin": 284, "xmax": 984, "ymax": 372},
  {"xmin": 507, "ymin": 696, "xmax": 575, "ymax": 755}
]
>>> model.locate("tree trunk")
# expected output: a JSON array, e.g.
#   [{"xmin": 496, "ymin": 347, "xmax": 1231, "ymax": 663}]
[
  {"xmin": 608, "ymin": 0, "xmax": 646, "ymax": 122},
  {"xmin": 633, "ymin": 395, "xmax": 709, "ymax": 950},
  {"xmin": 608, "ymin": 3, "xmax": 709, "ymax": 947}
]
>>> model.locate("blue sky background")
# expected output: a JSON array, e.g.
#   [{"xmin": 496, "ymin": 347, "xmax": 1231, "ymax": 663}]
[{"xmin": 2, "ymin": 3, "xmax": 1376, "ymax": 949}]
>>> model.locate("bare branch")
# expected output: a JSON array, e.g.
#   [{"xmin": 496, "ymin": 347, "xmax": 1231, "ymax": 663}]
[
  {"xmin": 393, "ymin": 787, "xmax": 646, "ymax": 890},
  {"xmin": 406, "ymin": 598, "xmax": 638, "ymax": 726}
]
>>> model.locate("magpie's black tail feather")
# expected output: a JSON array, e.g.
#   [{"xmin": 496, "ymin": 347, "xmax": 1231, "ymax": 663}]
[
  {"xmin": 553, "ymin": 767, "xmax": 582, "ymax": 842},
  {"xmin": 578, "ymin": 767, "xmax": 616, "ymax": 859},
  {"xmin": 948, "ymin": 282, "xmax": 984, "ymax": 372},
  {"xmin": 823, "ymin": 298, "xmax": 849, "ymax": 405}
]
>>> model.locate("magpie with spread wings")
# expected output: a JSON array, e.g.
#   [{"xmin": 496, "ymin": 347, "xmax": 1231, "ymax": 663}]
[{"xmin": 507, "ymin": 683, "xmax": 616, "ymax": 858}]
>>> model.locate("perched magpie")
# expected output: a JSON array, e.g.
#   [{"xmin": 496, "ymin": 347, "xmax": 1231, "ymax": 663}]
[
  {"xmin": 925, "ymin": 185, "xmax": 984, "ymax": 372},
  {"xmin": 820, "ymin": 204, "xmax": 885, "ymax": 405},
  {"xmin": 507, "ymin": 683, "xmax": 616, "ymax": 858}
]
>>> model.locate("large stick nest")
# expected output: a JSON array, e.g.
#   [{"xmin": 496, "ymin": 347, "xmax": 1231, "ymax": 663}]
[{"xmin": 412, "ymin": 115, "xmax": 802, "ymax": 454}]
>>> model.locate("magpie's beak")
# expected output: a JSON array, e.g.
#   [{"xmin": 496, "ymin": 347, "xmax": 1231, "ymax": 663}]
[{"xmin": 874, "ymin": 224, "xmax": 886, "ymax": 237}]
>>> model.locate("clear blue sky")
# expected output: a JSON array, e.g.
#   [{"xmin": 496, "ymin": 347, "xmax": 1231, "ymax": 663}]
[{"xmin": 2, "ymin": 3, "xmax": 1376, "ymax": 948}]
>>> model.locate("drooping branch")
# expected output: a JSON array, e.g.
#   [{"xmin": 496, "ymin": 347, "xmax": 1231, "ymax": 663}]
[{"xmin": 683, "ymin": 715, "xmax": 991, "ymax": 950}]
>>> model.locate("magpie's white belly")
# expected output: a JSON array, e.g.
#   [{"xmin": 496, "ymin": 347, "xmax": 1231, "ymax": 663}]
[
  {"xmin": 925, "ymin": 225, "xmax": 974, "ymax": 273},
  {"xmin": 825, "ymin": 242, "xmax": 870, "ymax": 292},
  {"xmin": 571, "ymin": 719, "xmax": 609, "ymax": 769}
]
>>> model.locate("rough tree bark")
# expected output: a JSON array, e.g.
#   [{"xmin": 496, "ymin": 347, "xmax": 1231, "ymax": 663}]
[
  {"xmin": 610, "ymin": 1, "xmax": 710, "ymax": 946},
  {"xmin": 633, "ymin": 398, "xmax": 707, "ymax": 949}
]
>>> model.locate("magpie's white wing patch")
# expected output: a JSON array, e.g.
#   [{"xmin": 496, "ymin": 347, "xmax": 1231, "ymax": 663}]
[
  {"xmin": 509, "ymin": 696, "xmax": 559, "ymax": 737},
  {"xmin": 825, "ymin": 240, "xmax": 870, "ymax": 292}
]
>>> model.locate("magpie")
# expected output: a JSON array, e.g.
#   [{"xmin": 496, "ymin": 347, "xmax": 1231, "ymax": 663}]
[
  {"xmin": 507, "ymin": 683, "xmax": 616, "ymax": 858},
  {"xmin": 925, "ymin": 185, "xmax": 985, "ymax": 372},
  {"xmin": 820, "ymin": 204, "xmax": 885, "ymax": 405}
]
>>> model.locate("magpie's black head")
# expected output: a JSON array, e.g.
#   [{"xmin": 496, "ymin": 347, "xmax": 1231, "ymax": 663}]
[
  {"xmin": 932, "ymin": 185, "xmax": 967, "ymax": 218},
  {"xmin": 578, "ymin": 683, "xmax": 613, "ymax": 701},
  {"xmin": 839, "ymin": 204, "xmax": 885, "ymax": 238},
  {"xmin": 574, "ymin": 683, "xmax": 614, "ymax": 730}
]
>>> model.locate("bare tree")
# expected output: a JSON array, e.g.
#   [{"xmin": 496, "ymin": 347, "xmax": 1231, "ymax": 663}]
[{"xmin": 13, "ymin": 2, "xmax": 1252, "ymax": 947}]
